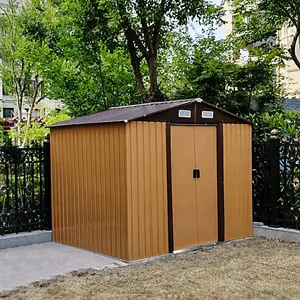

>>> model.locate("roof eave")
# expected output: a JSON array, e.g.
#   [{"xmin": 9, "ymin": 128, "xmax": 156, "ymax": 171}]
[{"xmin": 48, "ymin": 120, "xmax": 127, "ymax": 129}]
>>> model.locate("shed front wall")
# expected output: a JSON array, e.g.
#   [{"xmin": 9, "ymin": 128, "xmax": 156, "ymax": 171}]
[
  {"xmin": 51, "ymin": 124, "xmax": 128, "ymax": 260},
  {"xmin": 125, "ymin": 122, "xmax": 168, "ymax": 260},
  {"xmin": 223, "ymin": 124, "xmax": 252, "ymax": 240}
]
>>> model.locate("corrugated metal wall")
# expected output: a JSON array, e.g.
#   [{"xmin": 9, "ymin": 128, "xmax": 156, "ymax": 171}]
[
  {"xmin": 51, "ymin": 124, "xmax": 128, "ymax": 260},
  {"xmin": 223, "ymin": 124, "xmax": 252, "ymax": 240},
  {"xmin": 125, "ymin": 122, "xmax": 168, "ymax": 260},
  {"xmin": 51, "ymin": 120, "xmax": 251, "ymax": 260}
]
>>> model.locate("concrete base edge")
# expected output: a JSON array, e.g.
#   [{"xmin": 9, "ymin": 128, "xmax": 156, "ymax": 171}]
[
  {"xmin": 0, "ymin": 231, "xmax": 52, "ymax": 250},
  {"xmin": 253, "ymin": 222, "xmax": 300, "ymax": 243}
]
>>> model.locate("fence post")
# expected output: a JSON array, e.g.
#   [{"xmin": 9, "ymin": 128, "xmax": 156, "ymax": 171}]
[
  {"xmin": 43, "ymin": 133, "xmax": 52, "ymax": 230},
  {"xmin": 269, "ymin": 129, "xmax": 280, "ymax": 227}
]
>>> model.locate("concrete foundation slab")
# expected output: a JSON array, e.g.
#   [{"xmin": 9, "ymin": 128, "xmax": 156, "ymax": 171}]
[{"xmin": 0, "ymin": 242, "xmax": 124, "ymax": 292}]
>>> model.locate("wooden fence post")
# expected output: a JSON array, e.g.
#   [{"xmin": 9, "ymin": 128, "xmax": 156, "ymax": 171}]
[
  {"xmin": 269, "ymin": 129, "xmax": 280, "ymax": 227},
  {"xmin": 43, "ymin": 133, "xmax": 52, "ymax": 230}
]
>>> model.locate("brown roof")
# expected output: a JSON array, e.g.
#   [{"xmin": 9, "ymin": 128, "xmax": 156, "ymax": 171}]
[
  {"xmin": 50, "ymin": 98, "xmax": 250, "ymax": 128},
  {"xmin": 50, "ymin": 99, "xmax": 193, "ymax": 128}
]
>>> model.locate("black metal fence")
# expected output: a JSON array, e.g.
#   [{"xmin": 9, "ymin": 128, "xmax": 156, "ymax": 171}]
[
  {"xmin": 3, "ymin": 132, "xmax": 300, "ymax": 235},
  {"xmin": 0, "ymin": 138, "xmax": 51, "ymax": 235},
  {"xmin": 253, "ymin": 133, "xmax": 300, "ymax": 229}
]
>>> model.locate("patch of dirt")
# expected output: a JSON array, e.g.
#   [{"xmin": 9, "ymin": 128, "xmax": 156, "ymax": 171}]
[{"xmin": 2, "ymin": 238, "xmax": 300, "ymax": 300}]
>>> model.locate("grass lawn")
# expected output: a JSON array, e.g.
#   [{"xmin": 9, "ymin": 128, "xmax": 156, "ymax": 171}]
[{"xmin": 2, "ymin": 238, "xmax": 300, "ymax": 299}]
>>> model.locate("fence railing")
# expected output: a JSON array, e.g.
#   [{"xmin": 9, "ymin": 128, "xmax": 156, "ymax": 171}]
[
  {"xmin": 2, "ymin": 130, "xmax": 300, "ymax": 235},
  {"xmin": 0, "ymin": 137, "xmax": 51, "ymax": 235},
  {"xmin": 253, "ymin": 131, "xmax": 300, "ymax": 229}
]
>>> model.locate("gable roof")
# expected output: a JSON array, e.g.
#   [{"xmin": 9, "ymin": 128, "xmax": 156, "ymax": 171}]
[{"xmin": 50, "ymin": 98, "xmax": 251, "ymax": 128}]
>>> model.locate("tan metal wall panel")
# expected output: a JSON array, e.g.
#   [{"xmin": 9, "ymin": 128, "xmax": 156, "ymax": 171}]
[
  {"xmin": 126, "ymin": 122, "xmax": 168, "ymax": 260},
  {"xmin": 171, "ymin": 126, "xmax": 198, "ymax": 250},
  {"xmin": 194, "ymin": 126, "xmax": 218, "ymax": 245},
  {"xmin": 51, "ymin": 124, "xmax": 128, "ymax": 260},
  {"xmin": 223, "ymin": 124, "xmax": 252, "ymax": 240}
]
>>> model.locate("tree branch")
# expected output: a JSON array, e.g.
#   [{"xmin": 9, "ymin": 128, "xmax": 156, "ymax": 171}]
[
  {"xmin": 137, "ymin": 0, "xmax": 151, "ymax": 51},
  {"xmin": 26, "ymin": 76, "xmax": 43, "ymax": 126},
  {"xmin": 286, "ymin": 0, "xmax": 300, "ymax": 25},
  {"xmin": 274, "ymin": 1, "xmax": 299, "ymax": 29},
  {"xmin": 152, "ymin": 0, "xmax": 166, "ymax": 53},
  {"xmin": 128, "ymin": 27, "xmax": 149, "ymax": 58},
  {"xmin": 289, "ymin": 29, "xmax": 300, "ymax": 70},
  {"xmin": 32, "ymin": 77, "xmax": 43, "ymax": 104},
  {"xmin": 116, "ymin": 0, "xmax": 148, "ymax": 57},
  {"xmin": 20, "ymin": 59, "xmax": 27, "ymax": 97},
  {"xmin": 125, "ymin": 30, "xmax": 145, "ymax": 92}
]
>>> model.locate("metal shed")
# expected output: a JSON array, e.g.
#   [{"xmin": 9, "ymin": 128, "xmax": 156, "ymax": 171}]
[{"xmin": 50, "ymin": 99, "xmax": 252, "ymax": 261}]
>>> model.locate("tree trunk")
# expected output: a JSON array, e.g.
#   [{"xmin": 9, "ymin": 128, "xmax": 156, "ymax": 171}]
[
  {"xmin": 147, "ymin": 53, "xmax": 165, "ymax": 102},
  {"xmin": 124, "ymin": 24, "xmax": 167, "ymax": 102},
  {"xmin": 125, "ymin": 30, "xmax": 145, "ymax": 94},
  {"xmin": 27, "ymin": 104, "xmax": 34, "ymax": 127},
  {"xmin": 17, "ymin": 99, "xmax": 22, "ymax": 147},
  {"xmin": 131, "ymin": 55, "xmax": 145, "ymax": 94}
]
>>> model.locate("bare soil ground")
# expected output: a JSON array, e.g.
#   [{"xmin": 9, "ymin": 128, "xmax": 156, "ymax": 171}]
[{"xmin": 2, "ymin": 238, "xmax": 300, "ymax": 300}]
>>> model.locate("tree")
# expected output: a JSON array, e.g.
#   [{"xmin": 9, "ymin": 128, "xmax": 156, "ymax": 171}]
[
  {"xmin": 177, "ymin": 38, "xmax": 284, "ymax": 115},
  {"xmin": 10, "ymin": 108, "xmax": 70, "ymax": 147},
  {"xmin": 231, "ymin": 0, "xmax": 300, "ymax": 70},
  {"xmin": 44, "ymin": 44, "xmax": 143, "ymax": 117},
  {"xmin": 53, "ymin": 0, "xmax": 222, "ymax": 102},
  {"xmin": 0, "ymin": 0, "xmax": 51, "ymax": 145},
  {"xmin": 20, "ymin": 0, "xmax": 144, "ymax": 117}
]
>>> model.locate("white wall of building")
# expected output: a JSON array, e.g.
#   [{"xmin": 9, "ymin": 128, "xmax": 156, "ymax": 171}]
[{"xmin": 277, "ymin": 26, "xmax": 300, "ymax": 97}]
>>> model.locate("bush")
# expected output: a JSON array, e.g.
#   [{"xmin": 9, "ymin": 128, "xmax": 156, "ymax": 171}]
[
  {"xmin": 9, "ymin": 109, "xmax": 70, "ymax": 147},
  {"xmin": 246, "ymin": 110, "xmax": 300, "ymax": 142}
]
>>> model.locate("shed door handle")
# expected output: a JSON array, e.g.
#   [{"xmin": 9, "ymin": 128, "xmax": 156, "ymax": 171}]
[{"xmin": 193, "ymin": 169, "xmax": 200, "ymax": 179}]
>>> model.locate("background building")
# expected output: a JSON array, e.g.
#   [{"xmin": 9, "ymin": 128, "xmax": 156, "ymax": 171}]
[
  {"xmin": 223, "ymin": 1, "xmax": 300, "ymax": 99},
  {"xmin": 277, "ymin": 26, "xmax": 300, "ymax": 97},
  {"xmin": 0, "ymin": 0, "xmax": 63, "ymax": 128}
]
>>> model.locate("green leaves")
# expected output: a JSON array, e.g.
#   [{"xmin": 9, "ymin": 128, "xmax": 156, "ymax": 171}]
[
  {"xmin": 9, "ymin": 109, "xmax": 70, "ymax": 147},
  {"xmin": 176, "ymin": 37, "xmax": 284, "ymax": 115},
  {"xmin": 248, "ymin": 110, "xmax": 300, "ymax": 142},
  {"xmin": 52, "ymin": 0, "xmax": 223, "ymax": 102}
]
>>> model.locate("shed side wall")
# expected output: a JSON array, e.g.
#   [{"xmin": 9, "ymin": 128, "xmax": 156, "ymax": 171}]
[
  {"xmin": 51, "ymin": 124, "xmax": 128, "ymax": 260},
  {"xmin": 126, "ymin": 122, "xmax": 168, "ymax": 260},
  {"xmin": 223, "ymin": 124, "xmax": 252, "ymax": 240}
]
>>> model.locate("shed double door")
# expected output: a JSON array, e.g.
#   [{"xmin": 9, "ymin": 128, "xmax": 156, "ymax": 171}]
[{"xmin": 171, "ymin": 125, "xmax": 218, "ymax": 251}]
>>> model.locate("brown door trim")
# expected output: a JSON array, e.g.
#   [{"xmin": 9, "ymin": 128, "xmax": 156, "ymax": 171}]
[
  {"xmin": 217, "ymin": 124, "xmax": 225, "ymax": 242},
  {"xmin": 166, "ymin": 123, "xmax": 224, "ymax": 252},
  {"xmin": 170, "ymin": 123, "xmax": 218, "ymax": 127},
  {"xmin": 166, "ymin": 122, "xmax": 174, "ymax": 252}
]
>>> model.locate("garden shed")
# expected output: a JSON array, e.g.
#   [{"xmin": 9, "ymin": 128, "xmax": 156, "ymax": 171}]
[{"xmin": 49, "ymin": 98, "xmax": 252, "ymax": 261}]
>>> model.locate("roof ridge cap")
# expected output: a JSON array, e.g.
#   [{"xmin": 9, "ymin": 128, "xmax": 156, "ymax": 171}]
[{"xmin": 109, "ymin": 99, "xmax": 198, "ymax": 110}]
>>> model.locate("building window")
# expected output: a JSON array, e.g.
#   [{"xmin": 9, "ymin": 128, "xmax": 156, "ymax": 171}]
[{"xmin": 3, "ymin": 108, "xmax": 14, "ymax": 118}]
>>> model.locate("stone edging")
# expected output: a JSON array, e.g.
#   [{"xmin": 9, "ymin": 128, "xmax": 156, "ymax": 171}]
[
  {"xmin": 253, "ymin": 222, "xmax": 300, "ymax": 243},
  {"xmin": 0, "ymin": 231, "xmax": 52, "ymax": 250}
]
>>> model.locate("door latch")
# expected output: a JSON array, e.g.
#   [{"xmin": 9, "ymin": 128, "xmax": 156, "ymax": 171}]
[{"xmin": 193, "ymin": 169, "xmax": 200, "ymax": 179}]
